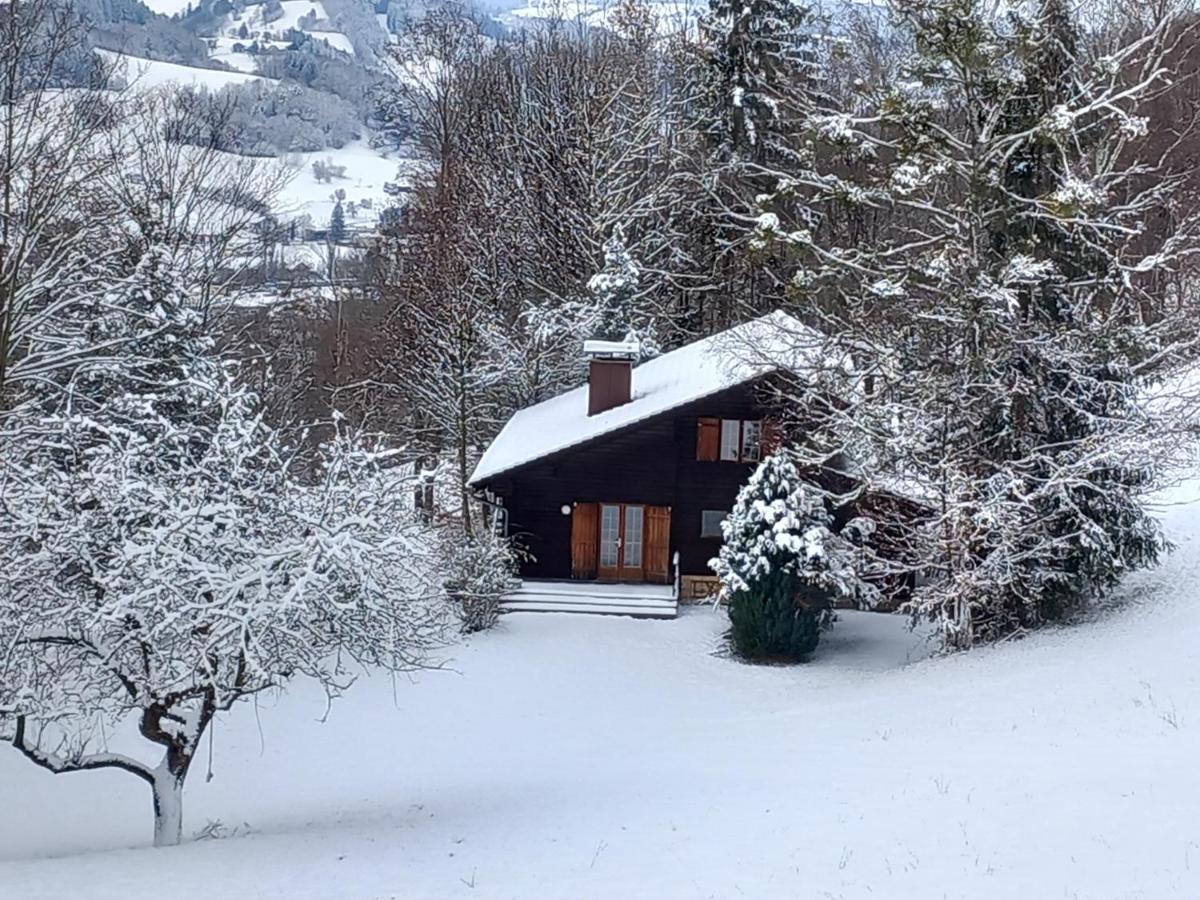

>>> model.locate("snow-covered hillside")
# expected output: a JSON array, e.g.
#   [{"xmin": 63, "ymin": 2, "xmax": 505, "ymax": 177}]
[
  {"xmin": 94, "ymin": 2, "xmax": 410, "ymax": 234},
  {"xmin": 140, "ymin": 0, "xmax": 196, "ymax": 16},
  {"xmin": 3, "ymin": 475, "xmax": 1200, "ymax": 896},
  {"xmin": 99, "ymin": 50, "xmax": 273, "ymax": 90},
  {"xmin": 218, "ymin": 0, "xmax": 358, "ymax": 58},
  {"xmin": 502, "ymin": 0, "xmax": 702, "ymax": 34},
  {"xmin": 278, "ymin": 141, "xmax": 418, "ymax": 228}
]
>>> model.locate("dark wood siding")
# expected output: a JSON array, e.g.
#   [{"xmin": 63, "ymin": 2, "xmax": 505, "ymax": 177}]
[{"xmin": 483, "ymin": 381, "xmax": 771, "ymax": 580}]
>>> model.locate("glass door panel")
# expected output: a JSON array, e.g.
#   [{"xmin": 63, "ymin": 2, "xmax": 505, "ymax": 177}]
[
  {"xmin": 598, "ymin": 504, "xmax": 621, "ymax": 574},
  {"xmin": 623, "ymin": 505, "xmax": 644, "ymax": 569}
]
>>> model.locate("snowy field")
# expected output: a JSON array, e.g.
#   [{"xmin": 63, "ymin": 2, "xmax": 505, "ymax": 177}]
[
  {"xmin": 140, "ymin": 0, "xmax": 195, "ymax": 16},
  {"xmin": 4, "ymin": 480, "xmax": 1200, "ymax": 897},
  {"xmin": 98, "ymin": 50, "xmax": 272, "ymax": 91},
  {"xmin": 503, "ymin": 0, "xmax": 703, "ymax": 35},
  {"xmin": 278, "ymin": 142, "xmax": 420, "ymax": 227},
  {"xmin": 218, "ymin": 0, "xmax": 356, "ymax": 57}
]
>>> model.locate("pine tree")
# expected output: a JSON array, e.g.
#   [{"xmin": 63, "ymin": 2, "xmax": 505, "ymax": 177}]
[
  {"xmin": 690, "ymin": 0, "xmax": 829, "ymax": 327},
  {"xmin": 329, "ymin": 199, "xmax": 347, "ymax": 243},
  {"xmin": 754, "ymin": 0, "xmax": 1191, "ymax": 647},
  {"xmin": 42, "ymin": 246, "xmax": 220, "ymax": 441},
  {"xmin": 588, "ymin": 225, "xmax": 641, "ymax": 342},
  {"xmin": 699, "ymin": 0, "xmax": 814, "ymax": 158},
  {"xmin": 712, "ymin": 452, "xmax": 872, "ymax": 662}
]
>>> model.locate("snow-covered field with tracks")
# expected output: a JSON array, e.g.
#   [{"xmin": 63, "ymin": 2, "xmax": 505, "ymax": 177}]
[{"xmin": 3, "ymin": 479, "xmax": 1200, "ymax": 898}]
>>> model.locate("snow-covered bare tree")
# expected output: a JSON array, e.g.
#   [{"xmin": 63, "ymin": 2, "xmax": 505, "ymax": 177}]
[
  {"xmin": 101, "ymin": 88, "xmax": 291, "ymax": 321},
  {"xmin": 374, "ymin": 160, "xmax": 515, "ymax": 536},
  {"xmin": 0, "ymin": 0, "xmax": 121, "ymax": 402},
  {"xmin": 0, "ymin": 247, "xmax": 449, "ymax": 847},
  {"xmin": 373, "ymin": 11, "xmax": 706, "ymax": 350},
  {"xmin": 754, "ymin": 0, "xmax": 1200, "ymax": 647}
]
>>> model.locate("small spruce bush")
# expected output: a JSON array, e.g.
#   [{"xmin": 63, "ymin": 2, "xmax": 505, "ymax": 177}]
[{"xmin": 711, "ymin": 451, "xmax": 872, "ymax": 662}]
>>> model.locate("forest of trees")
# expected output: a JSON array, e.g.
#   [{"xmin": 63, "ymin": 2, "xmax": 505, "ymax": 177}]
[{"xmin": 355, "ymin": 0, "xmax": 1200, "ymax": 646}]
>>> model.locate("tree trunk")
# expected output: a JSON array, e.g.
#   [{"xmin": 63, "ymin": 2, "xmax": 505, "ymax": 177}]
[
  {"xmin": 151, "ymin": 766, "xmax": 186, "ymax": 848},
  {"xmin": 457, "ymin": 370, "xmax": 472, "ymax": 536}
]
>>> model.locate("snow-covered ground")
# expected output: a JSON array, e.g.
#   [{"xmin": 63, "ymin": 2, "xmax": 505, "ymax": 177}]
[
  {"xmin": 208, "ymin": 37, "xmax": 260, "ymax": 74},
  {"xmin": 309, "ymin": 29, "xmax": 355, "ymax": 55},
  {"xmin": 502, "ymin": 0, "xmax": 702, "ymax": 35},
  {"xmin": 278, "ymin": 142, "xmax": 419, "ymax": 227},
  {"xmin": 4, "ymin": 480, "xmax": 1200, "ymax": 897},
  {"xmin": 99, "ymin": 50, "xmax": 272, "ymax": 90},
  {"xmin": 140, "ymin": 0, "xmax": 194, "ymax": 16},
  {"xmin": 219, "ymin": 0, "xmax": 355, "ymax": 57}
]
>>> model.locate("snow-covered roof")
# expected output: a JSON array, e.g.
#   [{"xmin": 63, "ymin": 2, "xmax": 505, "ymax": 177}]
[{"xmin": 470, "ymin": 310, "xmax": 825, "ymax": 485}]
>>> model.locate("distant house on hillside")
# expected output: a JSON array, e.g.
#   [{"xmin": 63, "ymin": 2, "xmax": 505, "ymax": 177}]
[{"xmin": 469, "ymin": 311, "xmax": 920, "ymax": 617}]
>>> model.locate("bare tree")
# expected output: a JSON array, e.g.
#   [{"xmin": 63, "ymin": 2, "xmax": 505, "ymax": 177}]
[
  {"xmin": 0, "ymin": 246, "xmax": 449, "ymax": 847},
  {"xmin": 100, "ymin": 88, "xmax": 293, "ymax": 323},
  {"xmin": 0, "ymin": 0, "xmax": 122, "ymax": 402}
]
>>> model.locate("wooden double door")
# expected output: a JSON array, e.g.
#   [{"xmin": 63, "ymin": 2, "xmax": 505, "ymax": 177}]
[{"xmin": 571, "ymin": 502, "xmax": 670, "ymax": 583}]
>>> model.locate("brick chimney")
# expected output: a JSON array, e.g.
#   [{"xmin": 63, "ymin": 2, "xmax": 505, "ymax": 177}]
[{"xmin": 583, "ymin": 337, "xmax": 639, "ymax": 416}]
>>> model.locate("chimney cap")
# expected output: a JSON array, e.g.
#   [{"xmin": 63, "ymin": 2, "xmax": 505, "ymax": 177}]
[{"xmin": 583, "ymin": 336, "xmax": 640, "ymax": 360}]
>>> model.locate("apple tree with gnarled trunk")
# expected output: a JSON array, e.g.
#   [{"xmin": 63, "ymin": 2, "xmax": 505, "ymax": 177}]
[{"xmin": 0, "ymin": 247, "xmax": 449, "ymax": 847}]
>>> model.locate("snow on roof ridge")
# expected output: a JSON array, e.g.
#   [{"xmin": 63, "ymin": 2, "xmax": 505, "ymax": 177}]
[{"xmin": 469, "ymin": 310, "xmax": 821, "ymax": 485}]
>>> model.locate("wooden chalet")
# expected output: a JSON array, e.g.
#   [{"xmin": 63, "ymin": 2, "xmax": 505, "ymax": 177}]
[{"xmin": 469, "ymin": 311, "xmax": 902, "ymax": 618}]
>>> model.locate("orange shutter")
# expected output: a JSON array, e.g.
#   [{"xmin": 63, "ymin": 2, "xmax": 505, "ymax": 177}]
[
  {"xmin": 696, "ymin": 417, "xmax": 720, "ymax": 461},
  {"xmin": 645, "ymin": 506, "xmax": 671, "ymax": 584},
  {"xmin": 761, "ymin": 418, "xmax": 784, "ymax": 456},
  {"xmin": 570, "ymin": 503, "xmax": 599, "ymax": 579}
]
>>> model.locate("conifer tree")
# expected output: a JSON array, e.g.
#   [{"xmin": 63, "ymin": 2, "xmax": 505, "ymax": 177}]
[
  {"xmin": 712, "ymin": 451, "xmax": 872, "ymax": 661},
  {"xmin": 755, "ymin": 0, "xmax": 1195, "ymax": 647},
  {"xmin": 329, "ymin": 199, "xmax": 347, "ymax": 243},
  {"xmin": 31, "ymin": 245, "xmax": 220, "ymax": 439},
  {"xmin": 588, "ymin": 225, "xmax": 641, "ymax": 342},
  {"xmin": 691, "ymin": 0, "xmax": 828, "ymax": 326},
  {"xmin": 698, "ymin": 0, "xmax": 814, "ymax": 158}
]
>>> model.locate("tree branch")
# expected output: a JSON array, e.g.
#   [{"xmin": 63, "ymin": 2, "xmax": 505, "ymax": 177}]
[{"xmin": 12, "ymin": 715, "xmax": 155, "ymax": 786}]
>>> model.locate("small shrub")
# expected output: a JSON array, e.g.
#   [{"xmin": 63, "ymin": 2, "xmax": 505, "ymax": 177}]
[{"xmin": 443, "ymin": 533, "xmax": 520, "ymax": 634}]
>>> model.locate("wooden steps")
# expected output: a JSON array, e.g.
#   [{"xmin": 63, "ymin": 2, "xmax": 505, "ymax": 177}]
[{"xmin": 501, "ymin": 582, "xmax": 678, "ymax": 619}]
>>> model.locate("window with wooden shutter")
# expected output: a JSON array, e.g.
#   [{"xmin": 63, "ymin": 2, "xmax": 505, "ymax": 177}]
[
  {"xmin": 645, "ymin": 506, "xmax": 671, "ymax": 583},
  {"xmin": 696, "ymin": 417, "xmax": 720, "ymax": 461},
  {"xmin": 720, "ymin": 419, "xmax": 741, "ymax": 461},
  {"xmin": 741, "ymin": 420, "xmax": 762, "ymax": 462}
]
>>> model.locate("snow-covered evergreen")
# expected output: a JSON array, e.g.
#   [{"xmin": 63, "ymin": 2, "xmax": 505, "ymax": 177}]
[
  {"xmin": 754, "ymin": 0, "xmax": 1196, "ymax": 647},
  {"xmin": 712, "ymin": 451, "xmax": 873, "ymax": 660},
  {"xmin": 698, "ymin": 0, "xmax": 815, "ymax": 156},
  {"xmin": 589, "ymin": 225, "xmax": 642, "ymax": 342},
  {"xmin": 329, "ymin": 197, "xmax": 347, "ymax": 243}
]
